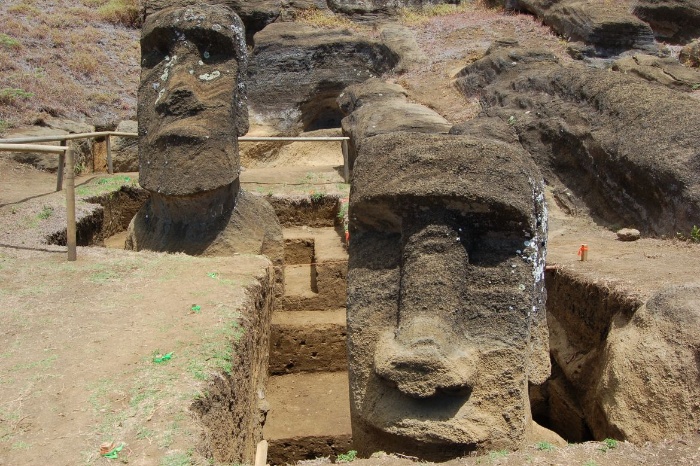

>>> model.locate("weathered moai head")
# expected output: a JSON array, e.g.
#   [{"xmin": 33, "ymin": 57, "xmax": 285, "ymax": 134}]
[
  {"xmin": 347, "ymin": 132, "xmax": 549, "ymax": 460},
  {"xmin": 139, "ymin": 4, "xmax": 248, "ymax": 196}
]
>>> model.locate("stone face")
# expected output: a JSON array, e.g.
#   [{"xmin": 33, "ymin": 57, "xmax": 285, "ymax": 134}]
[
  {"xmin": 130, "ymin": 4, "xmax": 283, "ymax": 292},
  {"xmin": 633, "ymin": 0, "xmax": 700, "ymax": 44},
  {"xmin": 338, "ymin": 78, "xmax": 451, "ymax": 171},
  {"xmin": 247, "ymin": 23, "xmax": 398, "ymax": 132},
  {"xmin": 454, "ymin": 46, "xmax": 700, "ymax": 237},
  {"xmin": 347, "ymin": 132, "xmax": 549, "ymax": 460},
  {"xmin": 138, "ymin": 4, "xmax": 248, "ymax": 196},
  {"xmin": 142, "ymin": 0, "xmax": 281, "ymax": 44},
  {"xmin": 593, "ymin": 284, "xmax": 700, "ymax": 442},
  {"xmin": 516, "ymin": 0, "xmax": 657, "ymax": 56}
]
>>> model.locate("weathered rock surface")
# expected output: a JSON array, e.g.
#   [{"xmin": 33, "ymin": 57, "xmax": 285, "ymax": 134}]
[
  {"xmin": 616, "ymin": 228, "xmax": 641, "ymax": 241},
  {"xmin": 247, "ymin": 23, "xmax": 398, "ymax": 132},
  {"xmin": 327, "ymin": 0, "xmax": 462, "ymax": 18},
  {"xmin": 592, "ymin": 284, "xmax": 700, "ymax": 442},
  {"xmin": 347, "ymin": 131, "xmax": 551, "ymax": 459},
  {"xmin": 9, "ymin": 118, "xmax": 94, "ymax": 173},
  {"xmin": 142, "ymin": 0, "xmax": 280, "ymax": 44},
  {"xmin": 111, "ymin": 120, "xmax": 138, "ymax": 173},
  {"xmin": 633, "ymin": 0, "xmax": 700, "ymax": 44},
  {"xmin": 515, "ymin": 0, "xmax": 657, "ymax": 56},
  {"xmin": 380, "ymin": 23, "xmax": 428, "ymax": 72},
  {"xmin": 680, "ymin": 39, "xmax": 700, "ymax": 66},
  {"xmin": 612, "ymin": 53, "xmax": 700, "ymax": 91},
  {"xmin": 454, "ymin": 46, "xmax": 700, "ymax": 237},
  {"xmin": 338, "ymin": 78, "xmax": 451, "ymax": 170},
  {"xmin": 449, "ymin": 115, "xmax": 519, "ymax": 144}
]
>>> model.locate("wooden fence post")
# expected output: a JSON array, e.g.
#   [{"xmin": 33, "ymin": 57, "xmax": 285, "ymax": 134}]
[
  {"xmin": 341, "ymin": 139, "xmax": 350, "ymax": 183},
  {"xmin": 65, "ymin": 147, "xmax": 77, "ymax": 261},
  {"xmin": 106, "ymin": 134, "xmax": 113, "ymax": 174},
  {"xmin": 56, "ymin": 140, "xmax": 66, "ymax": 192}
]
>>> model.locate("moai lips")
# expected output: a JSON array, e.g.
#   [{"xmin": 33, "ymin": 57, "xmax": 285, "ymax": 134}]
[{"xmin": 347, "ymin": 132, "xmax": 550, "ymax": 460}]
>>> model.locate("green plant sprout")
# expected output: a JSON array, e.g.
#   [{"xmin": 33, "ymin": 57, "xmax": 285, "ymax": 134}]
[{"xmin": 337, "ymin": 450, "xmax": 357, "ymax": 463}]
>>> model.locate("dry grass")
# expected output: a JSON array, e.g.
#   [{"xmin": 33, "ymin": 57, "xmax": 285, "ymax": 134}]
[
  {"xmin": 0, "ymin": 0, "xmax": 139, "ymax": 134},
  {"xmin": 294, "ymin": 8, "xmax": 369, "ymax": 33}
]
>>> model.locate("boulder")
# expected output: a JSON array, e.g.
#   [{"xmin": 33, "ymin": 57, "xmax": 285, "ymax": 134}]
[
  {"xmin": 515, "ymin": 0, "xmax": 657, "ymax": 56},
  {"xmin": 327, "ymin": 0, "xmax": 462, "ymax": 18},
  {"xmin": 612, "ymin": 54, "xmax": 700, "ymax": 91},
  {"xmin": 380, "ymin": 23, "xmax": 428, "ymax": 72},
  {"xmin": 633, "ymin": 0, "xmax": 700, "ymax": 44},
  {"xmin": 338, "ymin": 78, "xmax": 451, "ymax": 171},
  {"xmin": 680, "ymin": 39, "xmax": 700, "ymax": 67},
  {"xmin": 592, "ymin": 284, "xmax": 700, "ymax": 441},
  {"xmin": 247, "ymin": 23, "xmax": 398, "ymax": 132},
  {"xmin": 347, "ymin": 131, "xmax": 551, "ymax": 459},
  {"xmin": 111, "ymin": 120, "xmax": 138, "ymax": 173},
  {"xmin": 616, "ymin": 228, "xmax": 641, "ymax": 241},
  {"xmin": 454, "ymin": 46, "xmax": 700, "ymax": 237}
]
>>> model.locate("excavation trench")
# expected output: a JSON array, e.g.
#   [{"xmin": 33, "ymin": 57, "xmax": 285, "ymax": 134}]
[{"xmin": 54, "ymin": 184, "xmax": 638, "ymax": 464}]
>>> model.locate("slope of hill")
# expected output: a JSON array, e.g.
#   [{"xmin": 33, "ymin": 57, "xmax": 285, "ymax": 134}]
[{"xmin": 0, "ymin": 0, "xmax": 140, "ymax": 134}]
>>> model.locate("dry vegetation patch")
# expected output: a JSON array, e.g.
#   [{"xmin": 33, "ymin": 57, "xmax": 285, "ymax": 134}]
[{"xmin": 0, "ymin": 0, "xmax": 139, "ymax": 134}]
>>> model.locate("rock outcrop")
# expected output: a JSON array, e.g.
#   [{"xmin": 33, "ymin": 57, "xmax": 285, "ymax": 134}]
[
  {"xmin": 111, "ymin": 120, "xmax": 138, "ymax": 173},
  {"xmin": 247, "ymin": 23, "xmax": 398, "ymax": 132},
  {"xmin": 612, "ymin": 53, "xmax": 700, "ymax": 91},
  {"xmin": 347, "ymin": 131, "xmax": 552, "ymax": 460},
  {"xmin": 633, "ymin": 0, "xmax": 700, "ymax": 44},
  {"xmin": 338, "ymin": 78, "xmax": 451, "ymax": 172},
  {"xmin": 515, "ymin": 0, "xmax": 657, "ymax": 56},
  {"xmin": 454, "ymin": 46, "xmax": 700, "ymax": 237},
  {"xmin": 592, "ymin": 284, "xmax": 700, "ymax": 442},
  {"xmin": 680, "ymin": 39, "xmax": 700, "ymax": 66}
]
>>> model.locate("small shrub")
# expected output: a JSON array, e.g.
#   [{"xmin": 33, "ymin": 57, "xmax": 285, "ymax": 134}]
[
  {"xmin": 489, "ymin": 449, "xmax": 509, "ymax": 459},
  {"xmin": 535, "ymin": 441, "xmax": 555, "ymax": 452},
  {"xmin": 691, "ymin": 225, "xmax": 700, "ymax": 242},
  {"xmin": 295, "ymin": 8, "xmax": 363, "ymax": 32},
  {"xmin": 37, "ymin": 206, "xmax": 54, "ymax": 220},
  {"xmin": 599, "ymin": 438, "xmax": 618, "ymax": 452},
  {"xmin": 0, "ymin": 33, "xmax": 20, "ymax": 48},
  {"xmin": 0, "ymin": 88, "xmax": 34, "ymax": 105},
  {"xmin": 310, "ymin": 191, "xmax": 326, "ymax": 203},
  {"xmin": 69, "ymin": 51, "xmax": 100, "ymax": 76},
  {"xmin": 98, "ymin": 0, "xmax": 141, "ymax": 27},
  {"xmin": 336, "ymin": 450, "xmax": 357, "ymax": 463}
]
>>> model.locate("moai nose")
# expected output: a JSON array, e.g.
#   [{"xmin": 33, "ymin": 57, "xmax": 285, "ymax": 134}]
[{"xmin": 374, "ymin": 316, "xmax": 477, "ymax": 399}]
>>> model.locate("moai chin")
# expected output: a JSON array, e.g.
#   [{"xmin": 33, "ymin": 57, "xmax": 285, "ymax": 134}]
[
  {"xmin": 138, "ymin": 4, "xmax": 248, "ymax": 196},
  {"xmin": 347, "ymin": 132, "xmax": 550, "ymax": 460}
]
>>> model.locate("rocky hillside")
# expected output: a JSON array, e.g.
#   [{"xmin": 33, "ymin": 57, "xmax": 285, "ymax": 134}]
[{"xmin": 0, "ymin": 0, "xmax": 140, "ymax": 133}]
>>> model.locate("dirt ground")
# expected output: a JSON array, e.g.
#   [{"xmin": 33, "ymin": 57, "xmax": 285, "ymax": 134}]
[{"xmin": 1, "ymin": 5, "xmax": 700, "ymax": 466}]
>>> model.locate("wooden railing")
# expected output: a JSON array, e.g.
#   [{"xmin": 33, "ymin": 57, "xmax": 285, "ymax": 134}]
[
  {"xmin": 0, "ymin": 132, "xmax": 351, "ymax": 261},
  {"xmin": 0, "ymin": 143, "xmax": 77, "ymax": 261}
]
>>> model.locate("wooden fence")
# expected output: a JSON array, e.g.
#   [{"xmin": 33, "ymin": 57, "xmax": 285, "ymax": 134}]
[{"xmin": 0, "ymin": 132, "xmax": 350, "ymax": 261}]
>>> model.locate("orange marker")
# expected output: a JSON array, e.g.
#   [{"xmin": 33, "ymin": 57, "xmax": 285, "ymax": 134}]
[{"xmin": 577, "ymin": 244, "xmax": 589, "ymax": 261}]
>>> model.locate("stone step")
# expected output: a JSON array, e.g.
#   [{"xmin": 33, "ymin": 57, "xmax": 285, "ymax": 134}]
[
  {"xmin": 270, "ymin": 309, "xmax": 347, "ymax": 375},
  {"xmin": 264, "ymin": 371, "xmax": 352, "ymax": 465},
  {"xmin": 281, "ymin": 226, "xmax": 347, "ymax": 311}
]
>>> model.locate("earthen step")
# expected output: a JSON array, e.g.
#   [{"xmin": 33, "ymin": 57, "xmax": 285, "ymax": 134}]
[
  {"xmin": 264, "ymin": 371, "xmax": 352, "ymax": 465},
  {"xmin": 270, "ymin": 309, "xmax": 347, "ymax": 375}
]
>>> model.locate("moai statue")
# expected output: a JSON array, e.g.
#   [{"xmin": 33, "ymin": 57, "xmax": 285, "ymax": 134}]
[
  {"xmin": 347, "ymin": 132, "xmax": 551, "ymax": 460},
  {"xmin": 127, "ymin": 4, "xmax": 282, "ymax": 272}
]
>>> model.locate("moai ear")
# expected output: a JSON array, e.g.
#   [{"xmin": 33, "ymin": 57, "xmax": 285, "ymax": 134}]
[{"xmin": 528, "ymin": 308, "xmax": 551, "ymax": 385}]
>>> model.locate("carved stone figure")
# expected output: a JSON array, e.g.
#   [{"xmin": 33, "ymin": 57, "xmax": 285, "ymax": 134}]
[
  {"xmin": 347, "ymin": 132, "xmax": 551, "ymax": 460},
  {"xmin": 127, "ymin": 4, "xmax": 282, "ymax": 277}
]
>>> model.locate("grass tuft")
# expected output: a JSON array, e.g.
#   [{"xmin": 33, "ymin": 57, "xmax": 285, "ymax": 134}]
[{"xmin": 98, "ymin": 0, "xmax": 141, "ymax": 27}]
